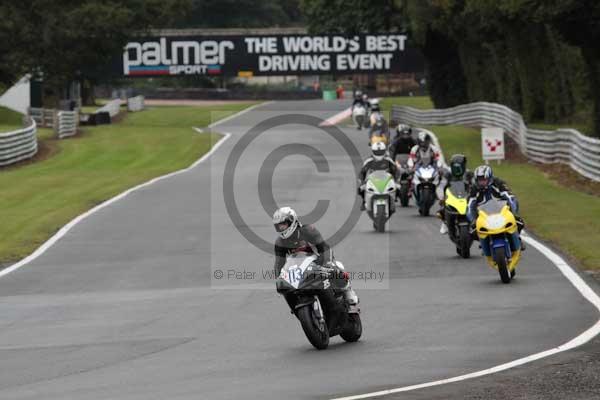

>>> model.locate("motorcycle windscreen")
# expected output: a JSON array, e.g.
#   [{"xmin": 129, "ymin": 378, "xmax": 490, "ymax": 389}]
[
  {"xmin": 367, "ymin": 170, "xmax": 394, "ymax": 193},
  {"xmin": 478, "ymin": 198, "xmax": 508, "ymax": 215},
  {"xmin": 449, "ymin": 181, "xmax": 468, "ymax": 198}
]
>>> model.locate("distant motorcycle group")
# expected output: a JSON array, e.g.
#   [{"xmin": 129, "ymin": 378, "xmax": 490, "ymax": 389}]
[
  {"xmin": 271, "ymin": 94, "xmax": 525, "ymax": 350},
  {"xmin": 353, "ymin": 94, "xmax": 525, "ymax": 285}
]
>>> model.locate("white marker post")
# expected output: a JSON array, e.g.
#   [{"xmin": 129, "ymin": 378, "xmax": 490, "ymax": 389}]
[{"xmin": 481, "ymin": 127, "xmax": 505, "ymax": 165}]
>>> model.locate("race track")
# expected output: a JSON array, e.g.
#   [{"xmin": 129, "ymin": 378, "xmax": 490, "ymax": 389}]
[{"xmin": 0, "ymin": 100, "xmax": 597, "ymax": 400}]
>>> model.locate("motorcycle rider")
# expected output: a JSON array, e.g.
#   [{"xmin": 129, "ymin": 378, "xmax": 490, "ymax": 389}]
[
  {"xmin": 467, "ymin": 165, "xmax": 525, "ymax": 250},
  {"xmin": 357, "ymin": 142, "xmax": 398, "ymax": 210},
  {"xmin": 436, "ymin": 154, "xmax": 473, "ymax": 234},
  {"xmin": 352, "ymin": 90, "xmax": 366, "ymax": 109},
  {"xmin": 369, "ymin": 113, "xmax": 390, "ymax": 144},
  {"xmin": 368, "ymin": 98, "xmax": 382, "ymax": 125},
  {"xmin": 389, "ymin": 124, "xmax": 417, "ymax": 160},
  {"xmin": 362, "ymin": 93, "xmax": 370, "ymax": 110},
  {"xmin": 273, "ymin": 207, "xmax": 358, "ymax": 305},
  {"xmin": 407, "ymin": 131, "xmax": 442, "ymax": 170}
]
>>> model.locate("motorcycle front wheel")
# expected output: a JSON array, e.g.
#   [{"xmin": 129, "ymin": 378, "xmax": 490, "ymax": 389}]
[
  {"xmin": 340, "ymin": 314, "xmax": 362, "ymax": 343},
  {"xmin": 375, "ymin": 204, "xmax": 386, "ymax": 232},
  {"xmin": 420, "ymin": 188, "xmax": 432, "ymax": 216},
  {"xmin": 494, "ymin": 247, "xmax": 511, "ymax": 284},
  {"xmin": 458, "ymin": 225, "xmax": 471, "ymax": 258},
  {"xmin": 399, "ymin": 185, "xmax": 409, "ymax": 207},
  {"xmin": 297, "ymin": 302, "xmax": 330, "ymax": 350}
]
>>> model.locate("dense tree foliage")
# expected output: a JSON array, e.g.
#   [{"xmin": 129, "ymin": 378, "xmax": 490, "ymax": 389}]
[
  {"xmin": 0, "ymin": 1, "xmax": 191, "ymax": 95},
  {"xmin": 301, "ymin": 0, "xmax": 401, "ymax": 34},
  {"xmin": 304, "ymin": 0, "xmax": 599, "ymax": 135},
  {"xmin": 178, "ymin": 0, "xmax": 303, "ymax": 28}
]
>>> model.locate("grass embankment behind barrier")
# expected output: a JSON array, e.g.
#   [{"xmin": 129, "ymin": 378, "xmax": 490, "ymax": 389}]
[
  {"xmin": 0, "ymin": 102, "xmax": 256, "ymax": 265},
  {"xmin": 385, "ymin": 96, "xmax": 600, "ymax": 270},
  {"xmin": 0, "ymin": 106, "xmax": 24, "ymax": 132}
]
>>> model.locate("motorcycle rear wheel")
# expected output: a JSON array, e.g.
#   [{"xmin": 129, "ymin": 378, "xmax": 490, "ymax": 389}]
[
  {"xmin": 340, "ymin": 314, "xmax": 362, "ymax": 343},
  {"xmin": 297, "ymin": 303, "xmax": 330, "ymax": 350}
]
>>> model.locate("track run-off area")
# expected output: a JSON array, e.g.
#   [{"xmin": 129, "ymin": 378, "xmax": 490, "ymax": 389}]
[{"xmin": 0, "ymin": 99, "xmax": 598, "ymax": 400}]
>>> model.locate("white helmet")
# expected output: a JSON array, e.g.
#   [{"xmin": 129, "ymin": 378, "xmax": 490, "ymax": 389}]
[
  {"xmin": 369, "ymin": 98, "xmax": 381, "ymax": 112},
  {"xmin": 371, "ymin": 141, "xmax": 387, "ymax": 161},
  {"xmin": 272, "ymin": 207, "xmax": 299, "ymax": 239}
]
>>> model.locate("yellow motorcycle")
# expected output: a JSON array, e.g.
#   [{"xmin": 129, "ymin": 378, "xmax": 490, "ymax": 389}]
[
  {"xmin": 369, "ymin": 132, "xmax": 389, "ymax": 146},
  {"xmin": 444, "ymin": 181, "xmax": 472, "ymax": 258},
  {"xmin": 475, "ymin": 198, "xmax": 522, "ymax": 283}
]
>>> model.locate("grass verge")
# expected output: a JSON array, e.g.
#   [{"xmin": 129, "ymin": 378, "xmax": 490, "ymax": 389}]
[
  {"xmin": 384, "ymin": 96, "xmax": 600, "ymax": 270},
  {"xmin": 0, "ymin": 102, "xmax": 256, "ymax": 264}
]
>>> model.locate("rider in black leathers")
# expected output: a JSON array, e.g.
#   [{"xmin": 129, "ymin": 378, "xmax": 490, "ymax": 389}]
[
  {"xmin": 273, "ymin": 207, "xmax": 358, "ymax": 305},
  {"xmin": 352, "ymin": 90, "xmax": 367, "ymax": 109},
  {"xmin": 274, "ymin": 225, "xmax": 332, "ymax": 276},
  {"xmin": 389, "ymin": 124, "xmax": 417, "ymax": 160}
]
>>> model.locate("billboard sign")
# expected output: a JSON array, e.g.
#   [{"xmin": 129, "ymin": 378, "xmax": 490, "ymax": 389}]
[{"xmin": 118, "ymin": 34, "xmax": 424, "ymax": 77}]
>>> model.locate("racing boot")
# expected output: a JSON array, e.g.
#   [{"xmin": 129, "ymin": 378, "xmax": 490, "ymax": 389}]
[
  {"xmin": 439, "ymin": 222, "xmax": 448, "ymax": 234},
  {"xmin": 515, "ymin": 216, "xmax": 526, "ymax": 250}
]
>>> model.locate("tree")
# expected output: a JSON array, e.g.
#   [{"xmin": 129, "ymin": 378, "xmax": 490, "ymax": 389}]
[
  {"xmin": 0, "ymin": 0, "xmax": 191, "ymax": 102},
  {"xmin": 538, "ymin": 0, "xmax": 600, "ymax": 135},
  {"xmin": 178, "ymin": 0, "xmax": 304, "ymax": 28},
  {"xmin": 301, "ymin": 0, "xmax": 401, "ymax": 34}
]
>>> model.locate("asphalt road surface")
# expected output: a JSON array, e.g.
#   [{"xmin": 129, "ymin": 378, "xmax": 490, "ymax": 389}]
[{"xmin": 0, "ymin": 100, "xmax": 597, "ymax": 400}]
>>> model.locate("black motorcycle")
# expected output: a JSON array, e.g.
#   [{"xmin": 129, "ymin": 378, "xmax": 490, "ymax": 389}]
[
  {"xmin": 394, "ymin": 153, "xmax": 412, "ymax": 207},
  {"xmin": 276, "ymin": 252, "xmax": 362, "ymax": 350},
  {"xmin": 444, "ymin": 180, "xmax": 473, "ymax": 258}
]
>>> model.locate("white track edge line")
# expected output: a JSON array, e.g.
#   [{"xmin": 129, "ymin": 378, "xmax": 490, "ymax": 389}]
[
  {"xmin": 0, "ymin": 132, "xmax": 232, "ymax": 279},
  {"xmin": 207, "ymin": 101, "xmax": 274, "ymax": 128},
  {"xmin": 0, "ymin": 101, "xmax": 274, "ymax": 278},
  {"xmin": 320, "ymin": 107, "xmax": 352, "ymax": 126},
  {"xmin": 331, "ymin": 161, "xmax": 600, "ymax": 399}
]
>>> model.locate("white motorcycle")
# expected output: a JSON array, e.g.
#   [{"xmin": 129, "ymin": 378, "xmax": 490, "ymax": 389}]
[
  {"xmin": 352, "ymin": 104, "xmax": 367, "ymax": 130},
  {"xmin": 412, "ymin": 163, "xmax": 440, "ymax": 216},
  {"xmin": 364, "ymin": 170, "xmax": 397, "ymax": 232}
]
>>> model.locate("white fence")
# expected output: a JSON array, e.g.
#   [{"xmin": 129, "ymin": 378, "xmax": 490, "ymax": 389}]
[
  {"xmin": 127, "ymin": 96, "xmax": 145, "ymax": 112},
  {"xmin": 29, "ymin": 107, "xmax": 56, "ymax": 128},
  {"xmin": 96, "ymin": 99, "xmax": 121, "ymax": 117},
  {"xmin": 56, "ymin": 111, "xmax": 78, "ymax": 138},
  {"xmin": 391, "ymin": 102, "xmax": 600, "ymax": 182},
  {"xmin": 0, "ymin": 119, "xmax": 37, "ymax": 166}
]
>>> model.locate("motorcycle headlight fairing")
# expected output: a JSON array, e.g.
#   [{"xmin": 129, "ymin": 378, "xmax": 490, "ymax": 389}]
[
  {"xmin": 366, "ymin": 180, "xmax": 376, "ymax": 192},
  {"xmin": 487, "ymin": 214, "xmax": 507, "ymax": 230}
]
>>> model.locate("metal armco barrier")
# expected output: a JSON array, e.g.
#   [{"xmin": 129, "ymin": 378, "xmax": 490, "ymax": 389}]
[
  {"xmin": 0, "ymin": 119, "xmax": 38, "ymax": 166},
  {"xmin": 392, "ymin": 102, "xmax": 600, "ymax": 182},
  {"xmin": 56, "ymin": 111, "xmax": 78, "ymax": 139},
  {"xmin": 127, "ymin": 96, "xmax": 145, "ymax": 112}
]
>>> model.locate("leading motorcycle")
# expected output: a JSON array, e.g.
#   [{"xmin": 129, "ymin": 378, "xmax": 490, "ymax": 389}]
[
  {"xmin": 276, "ymin": 252, "xmax": 362, "ymax": 349},
  {"xmin": 475, "ymin": 198, "xmax": 523, "ymax": 283}
]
